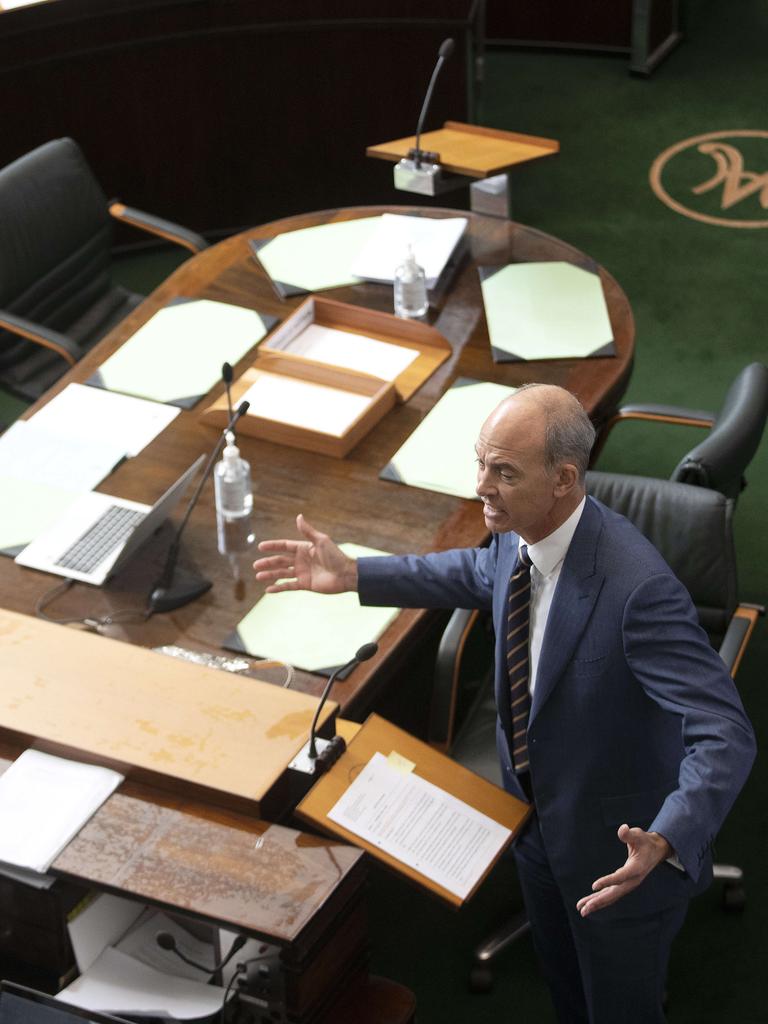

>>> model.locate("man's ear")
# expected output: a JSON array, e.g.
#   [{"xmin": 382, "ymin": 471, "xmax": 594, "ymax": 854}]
[{"xmin": 553, "ymin": 463, "xmax": 579, "ymax": 497}]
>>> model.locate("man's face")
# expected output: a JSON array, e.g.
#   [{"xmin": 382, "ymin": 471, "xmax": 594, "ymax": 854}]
[{"xmin": 475, "ymin": 398, "xmax": 563, "ymax": 542}]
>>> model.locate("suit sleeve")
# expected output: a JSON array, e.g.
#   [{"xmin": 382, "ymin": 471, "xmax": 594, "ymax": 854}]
[
  {"xmin": 622, "ymin": 572, "xmax": 756, "ymax": 880},
  {"xmin": 357, "ymin": 536, "xmax": 500, "ymax": 612}
]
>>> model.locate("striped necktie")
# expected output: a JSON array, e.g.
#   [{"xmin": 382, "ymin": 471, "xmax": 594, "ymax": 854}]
[{"xmin": 507, "ymin": 545, "xmax": 532, "ymax": 773}]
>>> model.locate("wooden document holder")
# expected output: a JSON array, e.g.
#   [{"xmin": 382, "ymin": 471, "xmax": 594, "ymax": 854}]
[
  {"xmin": 296, "ymin": 714, "xmax": 531, "ymax": 907},
  {"xmin": 200, "ymin": 296, "xmax": 451, "ymax": 458}
]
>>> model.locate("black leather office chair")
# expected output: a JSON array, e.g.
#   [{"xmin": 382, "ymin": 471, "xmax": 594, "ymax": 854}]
[
  {"xmin": 0, "ymin": 137, "xmax": 208, "ymax": 402},
  {"xmin": 431, "ymin": 362, "xmax": 768, "ymax": 990}
]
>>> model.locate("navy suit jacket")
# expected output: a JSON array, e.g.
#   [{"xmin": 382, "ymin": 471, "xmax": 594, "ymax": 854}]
[{"xmin": 358, "ymin": 497, "xmax": 756, "ymax": 914}]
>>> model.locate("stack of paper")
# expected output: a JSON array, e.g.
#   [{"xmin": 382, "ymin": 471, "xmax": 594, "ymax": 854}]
[
  {"xmin": 263, "ymin": 322, "xmax": 419, "ymax": 382},
  {"xmin": 0, "ymin": 750, "xmax": 123, "ymax": 877},
  {"xmin": 351, "ymin": 213, "xmax": 468, "ymax": 290},
  {"xmin": 0, "ymin": 384, "xmax": 179, "ymax": 556}
]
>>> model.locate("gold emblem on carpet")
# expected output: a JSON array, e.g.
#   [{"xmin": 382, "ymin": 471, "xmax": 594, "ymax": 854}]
[{"xmin": 650, "ymin": 130, "xmax": 768, "ymax": 228}]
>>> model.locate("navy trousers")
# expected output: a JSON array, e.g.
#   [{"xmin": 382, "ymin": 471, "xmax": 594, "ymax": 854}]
[{"xmin": 513, "ymin": 815, "xmax": 688, "ymax": 1024}]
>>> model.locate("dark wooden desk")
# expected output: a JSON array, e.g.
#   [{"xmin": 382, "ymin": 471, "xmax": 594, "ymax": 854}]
[{"xmin": 1, "ymin": 205, "xmax": 634, "ymax": 719}]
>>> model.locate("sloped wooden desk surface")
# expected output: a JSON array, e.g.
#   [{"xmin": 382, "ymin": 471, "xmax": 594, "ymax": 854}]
[{"xmin": 0, "ymin": 206, "xmax": 634, "ymax": 718}]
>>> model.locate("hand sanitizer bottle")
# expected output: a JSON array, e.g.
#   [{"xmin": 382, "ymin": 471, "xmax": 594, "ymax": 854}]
[
  {"xmin": 393, "ymin": 244, "xmax": 428, "ymax": 319},
  {"xmin": 214, "ymin": 431, "xmax": 253, "ymax": 520}
]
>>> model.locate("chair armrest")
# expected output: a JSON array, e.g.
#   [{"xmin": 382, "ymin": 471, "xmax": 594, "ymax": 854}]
[
  {"xmin": 718, "ymin": 604, "xmax": 764, "ymax": 677},
  {"xmin": 591, "ymin": 403, "xmax": 716, "ymax": 462},
  {"xmin": 109, "ymin": 202, "xmax": 208, "ymax": 254},
  {"xmin": 430, "ymin": 608, "xmax": 479, "ymax": 752},
  {"xmin": 612, "ymin": 402, "xmax": 716, "ymax": 428},
  {"xmin": 0, "ymin": 309, "xmax": 82, "ymax": 366}
]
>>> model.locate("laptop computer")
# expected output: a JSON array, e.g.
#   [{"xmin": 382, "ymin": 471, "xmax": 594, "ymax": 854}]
[{"xmin": 15, "ymin": 456, "xmax": 204, "ymax": 586}]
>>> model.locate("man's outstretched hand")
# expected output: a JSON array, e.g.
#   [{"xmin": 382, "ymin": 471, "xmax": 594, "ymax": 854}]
[
  {"xmin": 252, "ymin": 514, "xmax": 358, "ymax": 595},
  {"xmin": 576, "ymin": 825, "xmax": 673, "ymax": 917}
]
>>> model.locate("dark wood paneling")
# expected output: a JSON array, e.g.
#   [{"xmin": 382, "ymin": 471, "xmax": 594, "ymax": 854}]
[{"xmin": 0, "ymin": 0, "xmax": 480, "ymax": 235}]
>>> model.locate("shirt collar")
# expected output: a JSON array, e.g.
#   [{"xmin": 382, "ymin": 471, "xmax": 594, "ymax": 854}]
[{"xmin": 520, "ymin": 496, "xmax": 586, "ymax": 577}]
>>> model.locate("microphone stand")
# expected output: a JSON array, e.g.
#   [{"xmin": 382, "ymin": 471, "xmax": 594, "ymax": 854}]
[
  {"xmin": 413, "ymin": 38, "xmax": 455, "ymax": 169},
  {"xmin": 147, "ymin": 402, "xmax": 250, "ymax": 615}
]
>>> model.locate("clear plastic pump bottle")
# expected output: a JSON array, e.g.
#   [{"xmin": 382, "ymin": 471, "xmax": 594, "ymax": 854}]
[
  {"xmin": 214, "ymin": 430, "xmax": 253, "ymax": 520},
  {"xmin": 393, "ymin": 244, "xmax": 428, "ymax": 319}
]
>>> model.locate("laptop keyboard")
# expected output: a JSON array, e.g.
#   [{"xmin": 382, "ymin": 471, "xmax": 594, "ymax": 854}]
[{"xmin": 55, "ymin": 505, "xmax": 147, "ymax": 574}]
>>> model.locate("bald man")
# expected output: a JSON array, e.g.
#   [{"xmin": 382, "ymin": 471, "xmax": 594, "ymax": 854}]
[{"xmin": 254, "ymin": 384, "xmax": 755, "ymax": 1023}]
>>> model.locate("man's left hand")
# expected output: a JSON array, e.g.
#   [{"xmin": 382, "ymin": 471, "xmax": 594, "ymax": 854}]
[{"xmin": 576, "ymin": 825, "xmax": 673, "ymax": 917}]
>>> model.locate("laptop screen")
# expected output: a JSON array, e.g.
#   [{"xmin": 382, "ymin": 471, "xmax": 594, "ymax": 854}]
[{"xmin": 0, "ymin": 983, "xmax": 131, "ymax": 1024}]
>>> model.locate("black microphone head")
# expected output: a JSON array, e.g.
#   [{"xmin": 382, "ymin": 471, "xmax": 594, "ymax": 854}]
[
  {"xmin": 156, "ymin": 931, "xmax": 176, "ymax": 951},
  {"xmin": 355, "ymin": 642, "xmax": 378, "ymax": 663},
  {"xmin": 237, "ymin": 400, "xmax": 250, "ymax": 416},
  {"xmin": 439, "ymin": 38, "xmax": 455, "ymax": 59},
  {"xmin": 222, "ymin": 362, "xmax": 233, "ymax": 385}
]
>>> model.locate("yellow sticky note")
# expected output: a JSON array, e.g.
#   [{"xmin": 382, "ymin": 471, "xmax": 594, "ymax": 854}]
[{"xmin": 387, "ymin": 751, "xmax": 416, "ymax": 775}]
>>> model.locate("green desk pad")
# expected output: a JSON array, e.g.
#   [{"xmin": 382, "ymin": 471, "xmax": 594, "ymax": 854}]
[
  {"xmin": 479, "ymin": 261, "xmax": 615, "ymax": 362},
  {"xmin": 380, "ymin": 379, "xmax": 516, "ymax": 499},
  {"xmin": 226, "ymin": 543, "xmax": 399, "ymax": 675},
  {"xmin": 89, "ymin": 298, "xmax": 277, "ymax": 408},
  {"xmin": 249, "ymin": 217, "xmax": 380, "ymax": 297}
]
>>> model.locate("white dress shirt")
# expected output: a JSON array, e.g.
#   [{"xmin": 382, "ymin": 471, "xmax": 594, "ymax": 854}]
[{"xmin": 520, "ymin": 497, "xmax": 586, "ymax": 695}]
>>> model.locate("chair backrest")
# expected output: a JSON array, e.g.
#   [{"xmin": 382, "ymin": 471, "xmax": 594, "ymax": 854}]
[
  {"xmin": 586, "ymin": 472, "xmax": 738, "ymax": 645},
  {"xmin": 671, "ymin": 362, "xmax": 768, "ymax": 499},
  {"xmin": 0, "ymin": 138, "xmax": 111, "ymax": 349}
]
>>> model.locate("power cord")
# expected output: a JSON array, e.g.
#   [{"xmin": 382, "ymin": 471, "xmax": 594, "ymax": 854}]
[{"xmin": 34, "ymin": 578, "xmax": 149, "ymax": 631}]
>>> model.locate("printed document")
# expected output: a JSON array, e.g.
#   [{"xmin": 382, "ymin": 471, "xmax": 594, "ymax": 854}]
[
  {"xmin": 0, "ymin": 750, "xmax": 123, "ymax": 874},
  {"xmin": 327, "ymin": 752, "xmax": 511, "ymax": 900},
  {"xmin": 351, "ymin": 213, "xmax": 468, "ymax": 289}
]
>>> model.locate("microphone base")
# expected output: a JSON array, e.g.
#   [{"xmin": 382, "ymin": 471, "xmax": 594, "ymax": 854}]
[
  {"xmin": 148, "ymin": 570, "xmax": 212, "ymax": 614},
  {"xmin": 394, "ymin": 157, "xmax": 465, "ymax": 196}
]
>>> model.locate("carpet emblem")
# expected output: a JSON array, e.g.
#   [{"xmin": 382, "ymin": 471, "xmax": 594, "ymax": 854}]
[{"xmin": 649, "ymin": 130, "xmax": 768, "ymax": 228}]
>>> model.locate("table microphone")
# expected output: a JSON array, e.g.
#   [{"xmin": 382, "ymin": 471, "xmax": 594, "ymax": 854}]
[
  {"xmin": 413, "ymin": 37, "xmax": 455, "ymax": 169},
  {"xmin": 147, "ymin": 401, "xmax": 250, "ymax": 614},
  {"xmin": 308, "ymin": 642, "xmax": 379, "ymax": 769},
  {"xmin": 222, "ymin": 361, "xmax": 234, "ymax": 421},
  {"xmin": 155, "ymin": 930, "xmax": 247, "ymax": 973}
]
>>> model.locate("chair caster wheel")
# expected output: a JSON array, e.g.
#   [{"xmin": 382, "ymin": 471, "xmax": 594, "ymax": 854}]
[
  {"xmin": 469, "ymin": 965, "xmax": 494, "ymax": 993},
  {"xmin": 722, "ymin": 883, "xmax": 746, "ymax": 912}
]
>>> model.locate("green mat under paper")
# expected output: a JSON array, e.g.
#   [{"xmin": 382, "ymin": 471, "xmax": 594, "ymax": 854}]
[
  {"xmin": 253, "ymin": 217, "xmax": 379, "ymax": 293},
  {"xmin": 227, "ymin": 543, "xmax": 398, "ymax": 672},
  {"xmin": 91, "ymin": 299, "xmax": 272, "ymax": 406},
  {"xmin": 380, "ymin": 380, "xmax": 516, "ymax": 499}
]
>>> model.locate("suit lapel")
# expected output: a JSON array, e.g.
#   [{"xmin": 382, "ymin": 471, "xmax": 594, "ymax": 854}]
[{"xmin": 529, "ymin": 498, "xmax": 605, "ymax": 724}]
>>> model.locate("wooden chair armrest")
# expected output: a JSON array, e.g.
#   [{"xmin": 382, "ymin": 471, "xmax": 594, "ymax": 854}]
[
  {"xmin": 0, "ymin": 310, "xmax": 82, "ymax": 366},
  {"xmin": 592, "ymin": 403, "xmax": 716, "ymax": 462},
  {"xmin": 719, "ymin": 604, "xmax": 764, "ymax": 677},
  {"xmin": 109, "ymin": 202, "xmax": 208, "ymax": 254}
]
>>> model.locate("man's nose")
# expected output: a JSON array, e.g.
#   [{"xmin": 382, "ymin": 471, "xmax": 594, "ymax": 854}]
[{"xmin": 476, "ymin": 465, "xmax": 495, "ymax": 497}]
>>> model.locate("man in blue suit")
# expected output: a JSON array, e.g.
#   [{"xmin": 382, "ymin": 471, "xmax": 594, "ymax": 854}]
[{"xmin": 254, "ymin": 384, "xmax": 755, "ymax": 1023}]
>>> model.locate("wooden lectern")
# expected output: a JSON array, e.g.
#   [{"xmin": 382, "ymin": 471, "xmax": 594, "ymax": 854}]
[
  {"xmin": 0, "ymin": 609, "xmax": 530, "ymax": 1021},
  {"xmin": 367, "ymin": 120, "xmax": 559, "ymax": 218}
]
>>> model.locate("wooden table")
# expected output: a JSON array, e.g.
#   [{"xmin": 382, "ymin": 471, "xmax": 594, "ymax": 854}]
[{"xmin": 2, "ymin": 205, "xmax": 634, "ymax": 720}]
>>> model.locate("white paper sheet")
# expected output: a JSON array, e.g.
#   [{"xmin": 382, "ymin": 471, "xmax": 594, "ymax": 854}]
[
  {"xmin": 116, "ymin": 909, "xmax": 217, "ymax": 981},
  {"xmin": 28, "ymin": 383, "xmax": 180, "ymax": 457},
  {"xmin": 265, "ymin": 323, "xmax": 419, "ymax": 381},
  {"xmin": 241, "ymin": 372, "xmax": 370, "ymax": 437},
  {"xmin": 351, "ymin": 213, "xmax": 468, "ymax": 288},
  {"xmin": 0, "ymin": 750, "xmax": 123, "ymax": 874},
  {"xmin": 0, "ymin": 420, "xmax": 126, "ymax": 492},
  {"xmin": 68, "ymin": 893, "xmax": 145, "ymax": 974},
  {"xmin": 56, "ymin": 946, "xmax": 227, "ymax": 1018},
  {"xmin": 328, "ymin": 752, "xmax": 511, "ymax": 900}
]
